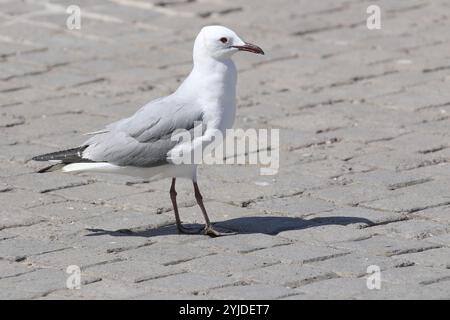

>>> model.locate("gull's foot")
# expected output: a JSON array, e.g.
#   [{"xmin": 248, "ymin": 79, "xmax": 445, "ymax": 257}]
[
  {"xmin": 177, "ymin": 224, "xmax": 203, "ymax": 234},
  {"xmin": 203, "ymin": 225, "xmax": 237, "ymax": 237}
]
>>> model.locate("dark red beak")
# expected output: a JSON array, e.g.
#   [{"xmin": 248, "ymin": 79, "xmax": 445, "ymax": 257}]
[{"xmin": 232, "ymin": 42, "xmax": 264, "ymax": 55}]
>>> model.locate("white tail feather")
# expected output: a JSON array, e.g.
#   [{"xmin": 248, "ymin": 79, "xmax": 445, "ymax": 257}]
[{"xmin": 62, "ymin": 162, "xmax": 115, "ymax": 173}]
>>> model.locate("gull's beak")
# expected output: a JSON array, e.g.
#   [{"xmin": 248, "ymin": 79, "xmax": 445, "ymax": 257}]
[{"xmin": 232, "ymin": 42, "xmax": 264, "ymax": 55}]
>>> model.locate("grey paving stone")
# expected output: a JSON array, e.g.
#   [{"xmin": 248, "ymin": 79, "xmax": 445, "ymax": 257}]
[
  {"xmin": 49, "ymin": 182, "xmax": 149, "ymax": 203},
  {"xmin": 295, "ymin": 277, "xmax": 369, "ymax": 300},
  {"xmin": 119, "ymin": 242, "xmax": 216, "ymax": 267},
  {"xmin": 307, "ymin": 206, "xmax": 408, "ymax": 229},
  {"xmin": 416, "ymin": 205, "xmax": 450, "ymax": 224},
  {"xmin": 232, "ymin": 263, "xmax": 336, "ymax": 288},
  {"xmin": 0, "ymin": 260, "xmax": 36, "ymax": 279},
  {"xmin": 349, "ymin": 150, "xmax": 445, "ymax": 172},
  {"xmin": 361, "ymin": 179, "xmax": 450, "ymax": 213},
  {"xmin": 140, "ymin": 273, "xmax": 237, "ymax": 294},
  {"xmin": 105, "ymin": 189, "xmax": 195, "ymax": 213},
  {"xmin": 78, "ymin": 209, "xmax": 173, "ymax": 232},
  {"xmin": 347, "ymin": 169, "xmax": 434, "ymax": 189},
  {"xmin": 330, "ymin": 235, "xmax": 442, "ymax": 257},
  {"xmin": 279, "ymin": 224, "xmax": 374, "ymax": 244},
  {"xmin": 83, "ymin": 260, "xmax": 185, "ymax": 284},
  {"xmin": 0, "ymin": 189, "xmax": 64, "ymax": 210},
  {"xmin": 0, "ymin": 237, "xmax": 71, "ymax": 262},
  {"xmin": 408, "ymin": 163, "xmax": 450, "ymax": 179},
  {"xmin": 0, "ymin": 207, "xmax": 46, "ymax": 231},
  {"xmin": 329, "ymin": 126, "xmax": 409, "ymax": 144},
  {"xmin": 2, "ymin": 172, "xmax": 91, "ymax": 194},
  {"xmin": 270, "ymin": 112, "xmax": 353, "ymax": 133},
  {"xmin": 191, "ymin": 233, "xmax": 291, "ymax": 254},
  {"xmin": 131, "ymin": 291, "xmax": 202, "ymax": 300},
  {"xmin": 26, "ymin": 201, "xmax": 113, "ymax": 221},
  {"xmin": 371, "ymin": 131, "xmax": 448, "ymax": 151},
  {"xmin": 174, "ymin": 253, "xmax": 278, "ymax": 276},
  {"xmin": 380, "ymin": 266, "xmax": 450, "ymax": 286},
  {"xmin": 306, "ymin": 253, "xmax": 408, "ymax": 277},
  {"xmin": 0, "ymin": 268, "xmax": 70, "ymax": 299},
  {"xmin": 0, "ymin": 161, "xmax": 35, "ymax": 177},
  {"xmin": 291, "ymin": 159, "xmax": 373, "ymax": 180},
  {"xmin": 391, "ymin": 248, "xmax": 450, "ymax": 269},
  {"xmin": 39, "ymin": 279, "xmax": 147, "ymax": 300},
  {"xmin": 307, "ymin": 183, "xmax": 393, "ymax": 206},
  {"xmin": 247, "ymin": 243, "xmax": 349, "ymax": 264},
  {"xmin": 356, "ymin": 282, "xmax": 450, "ymax": 300},
  {"xmin": 368, "ymin": 219, "xmax": 449, "ymax": 240},
  {"xmin": 423, "ymin": 234, "xmax": 450, "ymax": 247},
  {"xmin": 27, "ymin": 246, "xmax": 128, "ymax": 271},
  {"xmin": 204, "ymin": 284, "xmax": 295, "ymax": 299},
  {"xmin": 249, "ymin": 196, "xmax": 336, "ymax": 217}
]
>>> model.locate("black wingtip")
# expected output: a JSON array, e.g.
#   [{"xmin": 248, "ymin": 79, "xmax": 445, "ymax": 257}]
[
  {"xmin": 32, "ymin": 155, "xmax": 46, "ymax": 162},
  {"xmin": 31, "ymin": 146, "xmax": 91, "ymax": 163}
]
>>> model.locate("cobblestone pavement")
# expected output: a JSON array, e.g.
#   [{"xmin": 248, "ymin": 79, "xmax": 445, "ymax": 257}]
[{"xmin": 1, "ymin": 0, "xmax": 450, "ymax": 300}]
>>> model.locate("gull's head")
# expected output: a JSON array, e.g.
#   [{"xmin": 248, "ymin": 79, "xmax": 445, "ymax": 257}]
[{"xmin": 193, "ymin": 25, "xmax": 264, "ymax": 61}]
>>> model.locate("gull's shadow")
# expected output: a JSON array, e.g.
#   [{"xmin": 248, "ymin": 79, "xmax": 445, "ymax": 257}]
[{"xmin": 85, "ymin": 215, "xmax": 374, "ymax": 238}]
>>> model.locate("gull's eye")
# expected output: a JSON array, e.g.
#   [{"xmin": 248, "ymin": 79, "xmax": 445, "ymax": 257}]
[{"xmin": 220, "ymin": 37, "xmax": 228, "ymax": 44}]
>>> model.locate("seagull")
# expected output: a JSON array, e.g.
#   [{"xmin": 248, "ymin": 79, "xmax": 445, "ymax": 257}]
[{"xmin": 32, "ymin": 25, "xmax": 264, "ymax": 237}]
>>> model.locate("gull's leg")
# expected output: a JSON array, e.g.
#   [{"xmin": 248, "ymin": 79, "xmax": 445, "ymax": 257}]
[
  {"xmin": 170, "ymin": 178, "xmax": 200, "ymax": 234},
  {"xmin": 193, "ymin": 182, "xmax": 236, "ymax": 237}
]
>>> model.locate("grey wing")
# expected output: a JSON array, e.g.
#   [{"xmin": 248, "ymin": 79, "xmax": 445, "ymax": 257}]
[{"xmin": 81, "ymin": 96, "xmax": 204, "ymax": 167}]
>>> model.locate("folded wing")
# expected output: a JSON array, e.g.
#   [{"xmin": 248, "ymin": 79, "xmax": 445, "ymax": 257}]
[{"xmin": 82, "ymin": 95, "xmax": 204, "ymax": 167}]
